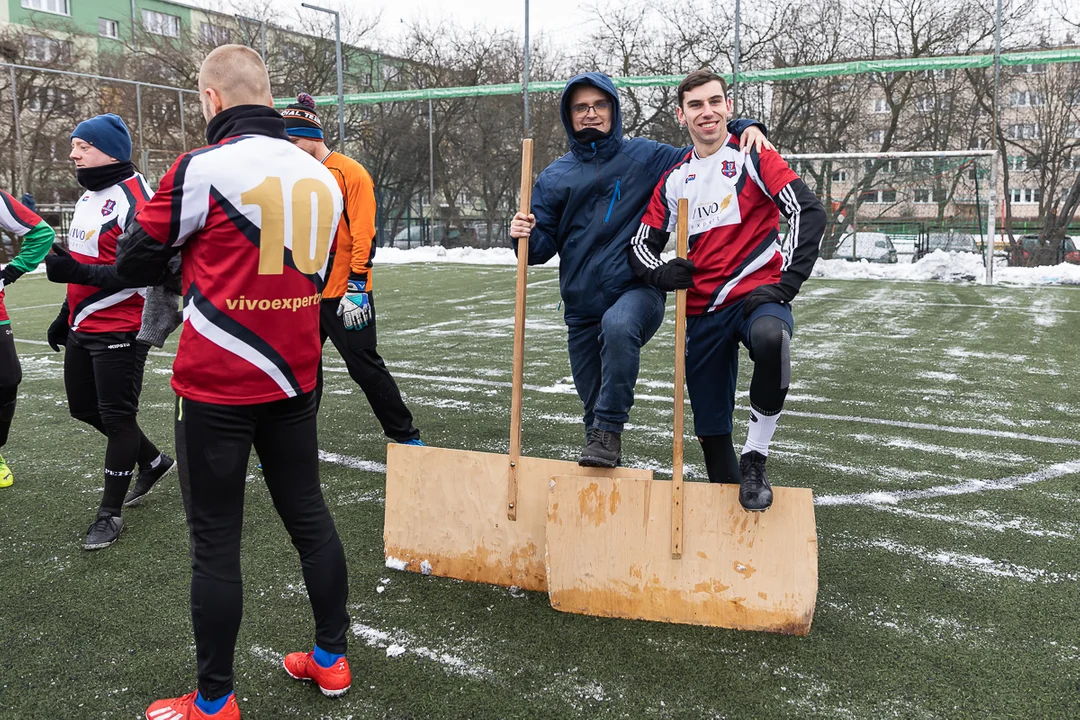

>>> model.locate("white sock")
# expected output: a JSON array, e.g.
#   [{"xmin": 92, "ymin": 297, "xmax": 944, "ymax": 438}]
[{"xmin": 743, "ymin": 406, "xmax": 781, "ymax": 457}]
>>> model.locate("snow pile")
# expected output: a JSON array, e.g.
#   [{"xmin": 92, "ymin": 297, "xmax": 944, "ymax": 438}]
[
  {"xmin": 372, "ymin": 246, "xmax": 1080, "ymax": 285},
  {"xmin": 376, "ymin": 244, "xmax": 558, "ymax": 267}
]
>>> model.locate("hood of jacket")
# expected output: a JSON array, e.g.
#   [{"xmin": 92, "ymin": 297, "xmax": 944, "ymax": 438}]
[{"xmin": 560, "ymin": 72, "xmax": 623, "ymax": 162}]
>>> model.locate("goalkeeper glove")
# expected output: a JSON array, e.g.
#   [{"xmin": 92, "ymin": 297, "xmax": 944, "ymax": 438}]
[{"xmin": 337, "ymin": 279, "xmax": 372, "ymax": 331}]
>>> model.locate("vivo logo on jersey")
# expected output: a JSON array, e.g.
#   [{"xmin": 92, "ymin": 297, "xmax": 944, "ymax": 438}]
[
  {"xmin": 67, "ymin": 226, "xmax": 99, "ymax": 258},
  {"xmin": 692, "ymin": 194, "xmax": 733, "ymax": 220},
  {"xmin": 224, "ymin": 292, "xmax": 322, "ymax": 313}
]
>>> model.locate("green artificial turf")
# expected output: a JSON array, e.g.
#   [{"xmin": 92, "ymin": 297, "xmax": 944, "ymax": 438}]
[{"xmin": 0, "ymin": 266, "xmax": 1078, "ymax": 719}]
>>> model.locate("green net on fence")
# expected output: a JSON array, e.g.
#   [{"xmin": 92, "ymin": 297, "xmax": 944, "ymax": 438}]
[{"xmin": 273, "ymin": 47, "xmax": 1080, "ymax": 107}]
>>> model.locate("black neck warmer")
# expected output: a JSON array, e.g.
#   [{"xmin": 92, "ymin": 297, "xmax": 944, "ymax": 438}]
[
  {"xmin": 76, "ymin": 161, "xmax": 135, "ymax": 192},
  {"xmin": 573, "ymin": 127, "xmax": 610, "ymax": 145},
  {"xmin": 206, "ymin": 104, "xmax": 289, "ymax": 145}
]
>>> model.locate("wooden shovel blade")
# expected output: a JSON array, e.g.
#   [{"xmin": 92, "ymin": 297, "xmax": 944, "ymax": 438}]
[
  {"xmin": 383, "ymin": 444, "xmax": 653, "ymax": 592},
  {"xmin": 546, "ymin": 475, "xmax": 818, "ymax": 634}
]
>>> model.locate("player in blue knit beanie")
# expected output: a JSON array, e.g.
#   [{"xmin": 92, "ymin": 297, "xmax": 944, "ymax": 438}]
[{"xmin": 70, "ymin": 113, "xmax": 132, "ymax": 163}]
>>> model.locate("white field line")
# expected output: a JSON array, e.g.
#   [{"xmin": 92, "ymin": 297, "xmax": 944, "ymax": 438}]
[
  {"xmin": 389, "ymin": 370, "xmax": 1080, "ymax": 448},
  {"xmin": 802, "ymin": 296, "xmax": 1080, "ymax": 314},
  {"xmin": 6, "ymin": 302, "xmax": 64, "ymax": 312},
  {"xmin": 318, "ymin": 450, "xmax": 386, "ymax": 474},
  {"xmin": 817, "ymin": 459, "xmax": 1080, "ymax": 506},
  {"xmin": 867, "ymin": 537, "xmax": 1079, "ymax": 583},
  {"xmin": 351, "ymin": 621, "xmax": 493, "ymax": 680},
  {"xmin": 862, "ymin": 505, "xmax": 1076, "ymax": 539},
  {"xmin": 14, "ymin": 336, "xmax": 175, "ymax": 359}
]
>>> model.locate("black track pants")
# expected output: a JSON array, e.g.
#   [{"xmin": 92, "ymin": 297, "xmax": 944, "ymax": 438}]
[
  {"xmin": 175, "ymin": 391, "xmax": 349, "ymax": 701},
  {"xmin": 0, "ymin": 326, "xmax": 21, "ymax": 450},
  {"xmin": 64, "ymin": 331, "xmax": 161, "ymax": 516},
  {"xmin": 316, "ymin": 296, "xmax": 419, "ymax": 442}
]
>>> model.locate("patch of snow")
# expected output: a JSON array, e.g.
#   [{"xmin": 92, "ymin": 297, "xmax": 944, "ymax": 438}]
[
  {"xmin": 318, "ymin": 450, "xmax": 386, "ymax": 474},
  {"xmin": 384, "ymin": 556, "xmax": 408, "ymax": 571},
  {"xmin": 376, "ymin": 245, "xmax": 559, "ymax": 267},
  {"xmin": 811, "ymin": 249, "xmax": 1080, "ymax": 285},
  {"xmin": 420, "ymin": 559, "xmax": 433, "ymax": 576}
]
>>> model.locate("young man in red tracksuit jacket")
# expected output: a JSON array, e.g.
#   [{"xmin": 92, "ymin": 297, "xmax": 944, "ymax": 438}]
[{"xmin": 631, "ymin": 70, "xmax": 825, "ymax": 512}]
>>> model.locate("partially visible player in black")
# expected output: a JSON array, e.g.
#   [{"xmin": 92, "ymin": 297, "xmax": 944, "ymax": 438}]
[
  {"xmin": 43, "ymin": 113, "xmax": 173, "ymax": 550},
  {"xmin": 0, "ymin": 189, "xmax": 57, "ymax": 488},
  {"xmin": 116, "ymin": 45, "xmax": 352, "ymax": 719}
]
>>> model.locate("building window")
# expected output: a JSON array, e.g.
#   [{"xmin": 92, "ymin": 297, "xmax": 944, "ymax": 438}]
[
  {"xmin": 871, "ymin": 98, "xmax": 888, "ymax": 114},
  {"xmin": 1013, "ymin": 64, "xmax": 1047, "ymax": 75},
  {"xmin": 1007, "ymin": 123, "xmax": 1041, "ymax": 140},
  {"xmin": 21, "ymin": 0, "xmax": 69, "ymax": 15},
  {"xmin": 831, "ymin": 170, "xmax": 847, "ymax": 182},
  {"xmin": 860, "ymin": 189, "xmax": 897, "ymax": 204},
  {"xmin": 1071, "ymin": 89, "xmax": 1080, "ymax": 106},
  {"xmin": 865, "ymin": 159, "xmax": 900, "ymax": 174},
  {"xmin": 142, "ymin": 10, "xmax": 181, "ymax": 38},
  {"xmin": 282, "ymin": 42, "xmax": 306, "ymax": 64},
  {"xmin": 914, "ymin": 95, "xmax": 951, "ymax": 112},
  {"xmin": 1007, "ymin": 156, "xmax": 1028, "ymax": 171},
  {"xmin": 24, "ymin": 35, "xmax": 72, "ymax": 64},
  {"xmin": 27, "ymin": 86, "xmax": 75, "ymax": 112},
  {"xmin": 1067, "ymin": 124, "xmax": 1080, "ymax": 139},
  {"xmin": 866, "ymin": 129, "xmax": 885, "ymax": 144},
  {"xmin": 914, "ymin": 188, "xmax": 947, "ymax": 204},
  {"xmin": 1010, "ymin": 90, "xmax": 1045, "ymax": 107},
  {"xmin": 99, "ymin": 18, "xmax": 120, "ymax": 39},
  {"xmin": 199, "ymin": 23, "xmax": 231, "ymax": 46},
  {"xmin": 1009, "ymin": 188, "xmax": 1041, "ymax": 204}
]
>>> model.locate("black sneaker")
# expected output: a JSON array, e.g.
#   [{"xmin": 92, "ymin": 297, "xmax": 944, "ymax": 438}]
[
  {"xmin": 84, "ymin": 514, "xmax": 124, "ymax": 550},
  {"xmin": 738, "ymin": 451, "xmax": 773, "ymax": 512},
  {"xmin": 579, "ymin": 428, "xmax": 621, "ymax": 468},
  {"xmin": 123, "ymin": 453, "xmax": 176, "ymax": 507}
]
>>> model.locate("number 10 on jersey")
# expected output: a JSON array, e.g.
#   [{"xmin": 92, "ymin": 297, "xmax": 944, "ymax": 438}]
[{"xmin": 241, "ymin": 177, "xmax": 335, "ymax": 275}]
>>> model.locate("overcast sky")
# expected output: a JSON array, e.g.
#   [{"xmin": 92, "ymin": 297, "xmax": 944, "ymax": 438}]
[{"xmin": 200, "ymin": 0, "xmax": 598, "ymax": 46}]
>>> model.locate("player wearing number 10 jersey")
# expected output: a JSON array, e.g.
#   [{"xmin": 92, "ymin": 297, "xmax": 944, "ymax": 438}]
[{"xmin": 115, "ymin": 45, "xmax": 352, "ymax": 720}]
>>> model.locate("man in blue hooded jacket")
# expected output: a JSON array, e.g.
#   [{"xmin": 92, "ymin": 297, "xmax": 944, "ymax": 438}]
[{"xmin": 510, "ymin": 71, "xmax": 770, "ymax": 467}]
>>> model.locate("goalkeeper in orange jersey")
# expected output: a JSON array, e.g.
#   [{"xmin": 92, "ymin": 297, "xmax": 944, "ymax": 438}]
[{"xmin": 283, "ymin": 93, "xmax": 423, "ymax": 447}]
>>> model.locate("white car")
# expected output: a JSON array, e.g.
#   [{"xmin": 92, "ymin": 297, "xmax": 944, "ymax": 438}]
[{"xmin": 833, "ymin": 232, "xmax": 898, "ymax": 263}]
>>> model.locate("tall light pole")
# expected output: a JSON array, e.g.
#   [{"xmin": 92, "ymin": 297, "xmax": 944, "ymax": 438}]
[
  {"xmin": 523, "ymin": 0, "xmax": 530, "ymax": 137},
  {"xmin": 732, "ymin": 0, "xmax": 741, "ymax": 113},
  {"xmin": 302, "ymin": 3, "xmax": 345, "ymax": 156}
]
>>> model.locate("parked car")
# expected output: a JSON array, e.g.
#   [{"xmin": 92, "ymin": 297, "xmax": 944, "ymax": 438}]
[
  {"xmin": 833, "ymin": 232, "xmax": 898, "ymax": 263},
  {"xmin": 1009, "ymin": 235, "xmax": 1079, "ymax": 266},
  {"xmin": 913, "ymin": 230, "xmax": 979, "ymax": 261},
  {"xmin": 391, "ymin": 224, "xmax": 478, "ymax": 249}
]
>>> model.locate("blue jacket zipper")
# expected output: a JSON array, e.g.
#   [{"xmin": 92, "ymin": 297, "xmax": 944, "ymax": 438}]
[{"xmin": 604, "ymin": 179, "xmax": 621, "ymax": 223}]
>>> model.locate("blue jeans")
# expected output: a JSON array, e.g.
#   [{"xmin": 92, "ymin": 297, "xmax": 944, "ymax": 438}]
[{"xmin": 566, "ymin": 286, "xmax": 666, "ymax": 433}]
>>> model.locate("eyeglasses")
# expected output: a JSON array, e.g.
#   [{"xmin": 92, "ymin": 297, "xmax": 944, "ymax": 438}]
[{"xmin": 570, "ymin": 101, "xmax": 613, "ymax": 116}]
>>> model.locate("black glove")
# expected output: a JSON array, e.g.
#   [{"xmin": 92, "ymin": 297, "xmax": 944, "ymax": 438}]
[
  {"xmin": 741, "ymin": 283, "xmax": 795, "ymax": 318},
  {"xmin": 47, "ymin": 302, "xmax": 69, "ymax": 352},
  {"xmin": 653, "ymin": 258, "xmax": 696, "ymax": 291},
  {"xmin": 45, "ymin": 254, "xmax": 91, "ymax": 285},
  {"xmin": 1, "ymin": 265, "xmax": 24, "ymax": 287}
]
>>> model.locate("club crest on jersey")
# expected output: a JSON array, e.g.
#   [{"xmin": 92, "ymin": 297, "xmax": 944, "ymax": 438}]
[
  {"xmin": 721, "ymin": 160, "xmax": 738, "ymax": 178},
  {"xmin": 685, "ymin": 174, "xmax": 696, "ymax": 183},
  {"xmin": 101, "ymin": 199, "xmax": 116, "ymax": 217}
]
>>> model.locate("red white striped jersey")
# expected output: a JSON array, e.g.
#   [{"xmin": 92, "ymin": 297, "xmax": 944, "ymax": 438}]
[
  {"xmin": 134, "ymin": 135, "xmax": 343, "ymax": 405},
  {"xmin": 0, "ymin": 190, "xmax": 41, "ymax": 237},
  {"xmin": 0, "ymin": 190, "xmax": 45, "ymax": 323},
  {"xmin": 66, "ymin": 174, "xmax": 151, "ymax": 332},
  {"xmin": 633, "ymin": 135, "xmax": 820, "ymax": 315}
]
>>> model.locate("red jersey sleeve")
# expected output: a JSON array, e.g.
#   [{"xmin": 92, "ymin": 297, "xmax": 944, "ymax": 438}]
[
  {"xmin": 0, "ymin": 190, "xmax": 42, "ymax": 235},
  {"xmin": 747, "ymin": 147, "xmax": 800, "ymax": 198},
  {"xmin": 135, "ymin": 152, "xmax": 210, "ymax": 248}
]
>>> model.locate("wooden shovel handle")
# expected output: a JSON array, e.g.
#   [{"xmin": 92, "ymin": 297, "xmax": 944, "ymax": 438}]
[
  {"xmin": 671, "ymin": 198, "xmax": 688, "ymax": 558},
  {"xmin": 508, "ymin": 138, "xmax": 533, "ymax": 521}
]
